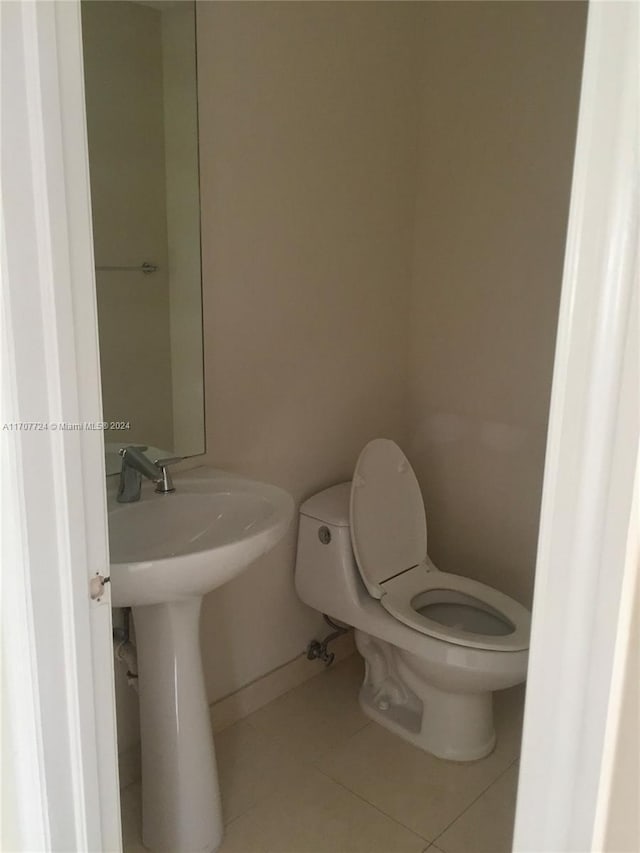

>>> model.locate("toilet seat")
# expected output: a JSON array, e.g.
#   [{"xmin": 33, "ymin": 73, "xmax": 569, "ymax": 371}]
[
  {"xmin": 380, "ymin": 563, "xmax": 530, "ymax": 651},
  {"xmin": 350, "ymin": 439, "xmax": 426, "ymax": 600},
  {"xmin": 350, "ymin": 439, "xmax": 530, "ymax": 652}
]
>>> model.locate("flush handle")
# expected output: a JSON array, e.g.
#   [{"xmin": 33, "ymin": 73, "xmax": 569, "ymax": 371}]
[{"xmin": 318, "ymin": 526, "xmax": 332, "ymax": 545}]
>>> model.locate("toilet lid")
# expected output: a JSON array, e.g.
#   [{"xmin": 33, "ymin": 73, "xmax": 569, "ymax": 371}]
[{"xmin": 350, "ymin": 439, "xmax": 427, "ymax": 599}]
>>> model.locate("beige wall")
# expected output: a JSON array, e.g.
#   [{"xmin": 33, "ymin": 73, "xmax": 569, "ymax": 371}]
[
  {"xmin": 196, "ymin": 1, "xmax": 586, "ymax": 708},
  {"xmin": 196, "ymin": 1, "xmax": 419, "ymax": 702},
  {"xmin": 408, "ymin": 1, "xmax": 587, "ymax": 607}
]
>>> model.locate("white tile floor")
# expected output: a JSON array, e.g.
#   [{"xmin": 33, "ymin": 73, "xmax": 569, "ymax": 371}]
[{"xmin": 122, "ymin": 654, "xmax": 525, "ymax": 853}]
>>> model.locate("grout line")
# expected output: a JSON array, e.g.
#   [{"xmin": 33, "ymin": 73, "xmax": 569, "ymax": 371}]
[
  {"xmin": 308, "ymin": 719, "xmax": 372, "ymax": 764},
  {"xmin": 214, "ymin": 629, "xmax": 356, "ymax": 709},
  {"xmin": 222, "ymin": 801, "xmax": 261, "ymax": 831},
  {"xmin": 211, "ymin": 652, "xmax": 307, "ymax": 706},
  {"xmin": 241, "ymin": 709, "xmax": 372, "ymax": 755},
  {"xmin": 432, "ymin": 756, "xmax": 520, "ymax": 848},
  {"xmin": 241, "ymin": 713, "xmax": 272, "ymax": 738},
  {"xmin": 306, "ymin": 718, "xmax": 372, "ymax": 764},
  {"xmin": 210, "ymin": 647, "xmax": 358, "ymax": 734},
  {"xmin": 255, "ymin": 653, "xmax": 358, "ymax": 712},
  {"xmin": 314, "ymin": 765, "xmax": 432, "ymax": 845},
  {"xmin": 216, "ymin": 724, "xmax": 429, "ymax": 847}
]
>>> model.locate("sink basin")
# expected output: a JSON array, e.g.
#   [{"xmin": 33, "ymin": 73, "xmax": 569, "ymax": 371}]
[
  {"xmin": 106, "ymin": 466, "xmax": 294, "ymax": 853},
  {"xmin": 108, "ymin": 469, "xmax": 294, "ymax": 606}
]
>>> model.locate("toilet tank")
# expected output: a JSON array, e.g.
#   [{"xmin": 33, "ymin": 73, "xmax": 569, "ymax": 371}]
[{"xmin": 294, "ymin": 482, "xmax": 370, "ymax": 625}]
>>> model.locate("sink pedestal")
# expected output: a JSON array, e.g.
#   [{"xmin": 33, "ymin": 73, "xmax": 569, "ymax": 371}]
[
  {"xmin": 134, "ymin": 599, "xmax": 223, "ymax": 853},
  {"xmin": 109, "ymin": 468, "xmax": 294, "ymax": 848}
]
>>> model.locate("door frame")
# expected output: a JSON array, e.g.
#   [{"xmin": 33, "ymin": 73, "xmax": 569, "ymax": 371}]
[
  {"xmin": 1, "ymin": 1, "xmax": 637, "ymax": 851},
  {"xmin": 1, "ymin": 2, "xmax": 120, "ymax": 851},
  {"xmin": 512, "ymin": 1, "xmax": 639, "ymax": 850}
]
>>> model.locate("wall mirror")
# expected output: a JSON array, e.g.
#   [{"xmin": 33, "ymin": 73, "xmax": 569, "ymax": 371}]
[{"xmin": 81, "ymin": 0, "xmax": 205, "ymax": 474}]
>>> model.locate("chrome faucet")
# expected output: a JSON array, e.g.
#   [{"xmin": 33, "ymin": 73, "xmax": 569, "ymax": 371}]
[{"xmin": 117, "ymin": 446, "xmax": 182, "ymax": 503}]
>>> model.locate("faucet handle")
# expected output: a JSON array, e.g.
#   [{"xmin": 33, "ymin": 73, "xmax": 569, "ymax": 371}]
[
  {"xmin": 119, "ymin": 445, "xmax": 148, "ymax": 456},
  {"xmin": 153, "ymin": 456, "xmax": 182, "ymax": 494},
  {"xmin": 153, "ymin": 455, "xmax": 182, "ymax": 467}
]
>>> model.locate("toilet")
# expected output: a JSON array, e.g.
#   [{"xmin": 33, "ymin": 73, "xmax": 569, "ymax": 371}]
[{"xmin": 295, "ymin": 438, "xmax": 531, "ymax": 762}]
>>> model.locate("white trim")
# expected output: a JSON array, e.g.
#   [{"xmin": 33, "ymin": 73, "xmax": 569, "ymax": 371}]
[
  {"xmin": 1, "ymin": 2, "xmax": 121, "ymax": 850},
  {"xmin": 513, "ymin": 2, "xmax": 639, "ymax": 851},
  {"xmin": 592, "ymin": 462, "xmax": 639, "ymax": 850},
  {"xmin": 1, "ymin": 229, "xmax": 51, "ymax": 853},
  {"xmin": 210, "ymin": 633, "xmax": 356, "ymax": 735}
]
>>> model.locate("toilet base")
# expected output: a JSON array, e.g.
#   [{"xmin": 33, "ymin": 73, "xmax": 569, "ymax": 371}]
[
  {"xmin": 358, "ymin": 681, "xmax": 496, "ymax": 761},
  {"xmin": 355, "ymin": 630, "xmax": 496, "ymax": 762}
]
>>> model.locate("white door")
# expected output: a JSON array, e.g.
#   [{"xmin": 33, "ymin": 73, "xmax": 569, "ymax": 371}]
[{"xmin": 1, "ymin": 1, "xmax": 121, "ymax": 850}]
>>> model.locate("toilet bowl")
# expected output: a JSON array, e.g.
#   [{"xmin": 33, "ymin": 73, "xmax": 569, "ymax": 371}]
[{"xmin": 294, "ymin": 438, "xmax": 531, "ymax": 761}]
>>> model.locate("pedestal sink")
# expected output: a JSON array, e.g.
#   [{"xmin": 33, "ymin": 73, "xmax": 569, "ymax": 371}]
[{"xmin": 107, "ymin": 467, "xmax": 294, "ymax": 852}]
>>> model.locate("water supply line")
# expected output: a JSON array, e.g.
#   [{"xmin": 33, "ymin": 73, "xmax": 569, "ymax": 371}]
[
  {"xmin": 112, "ymin": 607, "xmax": 139, "ymax": 692},
  {"xmin": 306, "ymin": 614, "xmax": 350, "ymax": 667}
]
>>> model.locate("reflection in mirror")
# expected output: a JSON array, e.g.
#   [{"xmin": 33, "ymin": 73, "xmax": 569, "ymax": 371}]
[{"xmin": 81, "ymin": 0, "xmax": 205, "ymax": 474}]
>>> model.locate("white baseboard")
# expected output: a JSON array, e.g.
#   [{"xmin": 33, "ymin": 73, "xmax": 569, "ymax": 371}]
[
  {"xmin": 209, "ymin": 632, "xmax": 356, "ymax": 734},
  {"xmin": 118, "ymin": 632, "xmax": 356, "ymax": 788}
]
